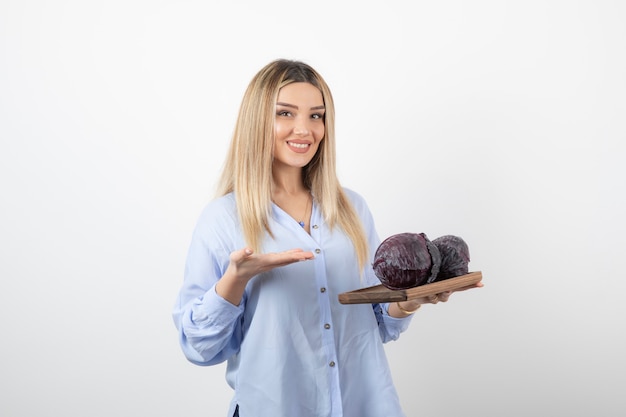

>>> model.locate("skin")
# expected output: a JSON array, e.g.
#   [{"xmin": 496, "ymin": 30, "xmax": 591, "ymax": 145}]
[
  {"xmin": 272, "ymin": 82, "xmax": 325, "ymax": 176},
  {"xmin": 216, "ymin": 82, "xmax": 483, "ymax": 312}
]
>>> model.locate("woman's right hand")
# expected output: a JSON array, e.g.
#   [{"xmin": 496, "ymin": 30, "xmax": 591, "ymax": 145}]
[
  {"xmin": 216, "ymin": 247, "xmax": 315, "ymax": 306},
  {"xmin": 228, "ymin": 247, "xmax": 315, "ymax": 281}
]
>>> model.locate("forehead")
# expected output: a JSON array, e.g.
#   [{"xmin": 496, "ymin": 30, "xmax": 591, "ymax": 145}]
[{"xmin": 277, "ymin": 82, "xmax": 324, "ymax": 105}]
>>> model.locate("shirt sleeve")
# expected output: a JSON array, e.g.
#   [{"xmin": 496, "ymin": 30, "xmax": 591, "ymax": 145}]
[
  {"xmin": 373, "ymin": 302, "xmax": 414, "ymax": 341},
  {"xmin": 172, "ymin": 199, "xmax": 245, "ymax": 366}
]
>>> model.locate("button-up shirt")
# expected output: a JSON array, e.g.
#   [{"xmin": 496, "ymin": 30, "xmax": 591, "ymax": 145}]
[{"xmin": 172, "ymin": 189, "xmax": 412, "ymax": 417}]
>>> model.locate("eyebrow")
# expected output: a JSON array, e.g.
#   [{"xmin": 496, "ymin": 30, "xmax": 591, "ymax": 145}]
[{"xmin": 276, "ymin": 102, "xmax": 325, "ymax": 111}]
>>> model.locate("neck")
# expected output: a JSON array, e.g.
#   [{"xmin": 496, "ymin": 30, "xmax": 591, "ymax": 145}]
[
  {"xmin": 272, "ymin": 167, "xmax": 306, "ymax": 196},
  {"xmin": 270, "ymin": 179, "xmax": 312, "ymax": 231}
]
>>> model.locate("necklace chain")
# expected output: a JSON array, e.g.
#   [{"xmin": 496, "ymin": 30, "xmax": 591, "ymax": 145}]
[{"xmin": 298, "ymin": 193, "xmax": 310, "ymax": 228}]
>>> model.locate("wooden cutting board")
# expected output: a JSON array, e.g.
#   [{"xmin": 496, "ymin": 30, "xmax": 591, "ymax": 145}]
[{"xmin": 338, "ymin": 271, "xmax": 483, "ymax": 304}]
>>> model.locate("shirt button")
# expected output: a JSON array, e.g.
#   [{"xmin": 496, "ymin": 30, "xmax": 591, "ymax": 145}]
[
  {"xmin": 312, "ymin": 225, "xmax": 319, "ymax": 229},
  {"xmin": 320, "ymin": 287, "xmax": 326, "ymax": 293},
  {"xmin": 315, "ymin": 249, "xmax": 321, "ymax": 254},
  {"xmin": 324, "ymin": 323, "xmax": 331, "ymax": 329},
  {"xmin": 329, "ymin": 361, "xmax": 336, "ymax": 367}
]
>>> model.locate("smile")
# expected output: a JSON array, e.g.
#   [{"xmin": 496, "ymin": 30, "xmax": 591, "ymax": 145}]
[{"xmin": 288, "ymin": 142, "xmax": 310, "ymax": 149}]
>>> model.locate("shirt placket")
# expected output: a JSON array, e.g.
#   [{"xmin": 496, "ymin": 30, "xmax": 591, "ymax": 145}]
[{"xmin": 309, "ymin": 210, "xmax": 343, "ymax": 416}]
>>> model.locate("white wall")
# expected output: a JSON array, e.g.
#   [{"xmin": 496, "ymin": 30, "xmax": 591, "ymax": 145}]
[{"xmin": 1, "ymin": 1, "xmax": 624, "ymax": 416}]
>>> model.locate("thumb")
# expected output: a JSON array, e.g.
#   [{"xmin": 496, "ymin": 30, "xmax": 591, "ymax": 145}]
[{"xmin": 231, "ymin": 247, "xmax": 254, "ymax": 263}]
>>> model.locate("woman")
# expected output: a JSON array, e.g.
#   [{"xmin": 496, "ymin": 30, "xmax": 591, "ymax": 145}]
[{"xmin": 173, "ymin": 59, "xmax": 465, "ymax": 417}]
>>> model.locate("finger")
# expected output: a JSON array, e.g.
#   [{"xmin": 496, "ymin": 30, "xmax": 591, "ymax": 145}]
[
  {"xmin": 230, "ymin": 247, "xmax": 254, "ymax": 263},
  {"xmin": 282, "ymin": 248, "xmax": 306, "ymax": 254},
  {"xmin": 282, "ymin": 248, "xmax": 315, "ymax": 260},
  {"xmin": 437, "ymin": 291, "xmax": 452, "ymax": 303},
  {"xmin": 281, "ymin": 248, "xmax": 314, "ymax": 259},
  {"xmin": 287, "ymin": 251, "xmax": 314, "ymax": 262},
  {"xmin": 264, "ymin": 250, "xmax": 314, "ymax": 267}
]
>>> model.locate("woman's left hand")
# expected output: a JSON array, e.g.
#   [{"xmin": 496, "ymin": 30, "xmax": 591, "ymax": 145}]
[{"xmin": 393, "ymin": 281, "xmax": 483, "ymax": 317}]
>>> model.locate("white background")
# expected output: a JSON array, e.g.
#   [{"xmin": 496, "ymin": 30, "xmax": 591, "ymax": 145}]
[{"xmin": 1, "ymin": 1, "xmax": 625, "ymax": 416}]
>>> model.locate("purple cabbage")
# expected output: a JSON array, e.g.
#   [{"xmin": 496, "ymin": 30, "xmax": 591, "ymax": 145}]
[
  {"xmin": 432, "ymin": 235, "xmax": 470, "ymax": 281},
  {"xmin": 373, "ymin": 232, "xmax": 441, "ymax": 290}
]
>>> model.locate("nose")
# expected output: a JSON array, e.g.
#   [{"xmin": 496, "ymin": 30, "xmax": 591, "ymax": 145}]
[
  {"xmin": 294, "ymin": 126, "xmax": 309, "ymax": 135},
  {"xmin": 293, "ymin": 118, "xmax": 310, "ymax": 136}
]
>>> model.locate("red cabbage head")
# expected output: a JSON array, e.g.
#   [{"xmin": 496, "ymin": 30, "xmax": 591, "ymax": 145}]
[
  {"xmin": 432, "ymin": 235, "xmax": 470, "ymax": 280},
  {"xmin": 373, "ymin": 232, "xmax": 441, "ymax": 290}
]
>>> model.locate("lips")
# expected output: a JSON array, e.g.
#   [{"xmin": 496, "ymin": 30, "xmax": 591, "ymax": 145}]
[{"xmin": 287, "ymin": 141, "xmax": 311, "ymax": 153}]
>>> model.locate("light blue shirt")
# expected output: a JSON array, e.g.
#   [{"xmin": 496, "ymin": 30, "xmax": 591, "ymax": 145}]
[{"xmin": 172, "ymin": 189, "xmax": 413, "ymax": 417}]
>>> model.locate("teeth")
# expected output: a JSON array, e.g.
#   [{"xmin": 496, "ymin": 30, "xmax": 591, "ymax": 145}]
[{"xmin": 289, "ymin": 142, "xmax": 309, "ymax": 149}]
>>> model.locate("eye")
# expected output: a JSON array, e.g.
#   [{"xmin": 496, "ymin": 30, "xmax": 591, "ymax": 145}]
[
  {"xmin": 311, "ymin": 113, "xmax": 324, "ymax": 120},
  {"xmin": 277, "ymin": 110, "xmax": 292, "ymax": 117}
]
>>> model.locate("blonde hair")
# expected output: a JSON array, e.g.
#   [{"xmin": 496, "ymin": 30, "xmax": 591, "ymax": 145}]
[{"xmin": 216, "ymin": 59, "xmax": 369, "ymax": 270}]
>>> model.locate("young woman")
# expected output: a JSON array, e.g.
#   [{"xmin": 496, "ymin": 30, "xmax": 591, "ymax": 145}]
[{"xmin": 172, "ymin": 59, "xmax": 468, "ymax": 417}]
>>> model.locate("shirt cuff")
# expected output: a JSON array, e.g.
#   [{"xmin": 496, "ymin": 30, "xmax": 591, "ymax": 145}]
[
  {"xmin": 195, "ymin": 284, "xmax": 244, "ymax": 326},
  {"xmin": 384, "ymin": 302, "xmax": 414, "ymax": 324}
]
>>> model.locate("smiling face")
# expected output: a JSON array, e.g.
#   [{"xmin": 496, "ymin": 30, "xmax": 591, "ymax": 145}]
[{"xmin": 273, "ymin": 82, "xmax": 325, "ymax": 171}]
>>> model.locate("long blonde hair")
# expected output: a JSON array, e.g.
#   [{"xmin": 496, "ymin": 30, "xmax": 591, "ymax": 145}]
[{"xmin": 216, "ymin": 59, "xmax": 369, "ymax": 270}]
